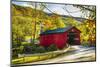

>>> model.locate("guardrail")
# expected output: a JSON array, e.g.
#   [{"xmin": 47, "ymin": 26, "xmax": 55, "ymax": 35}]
[{"xmin": 12, "ymin": 46, "xmax": 70, "ymax": 64}]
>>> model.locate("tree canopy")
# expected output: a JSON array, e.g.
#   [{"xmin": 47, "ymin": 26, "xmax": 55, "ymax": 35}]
[{"xmin": 12, "ymin": 3, "xmax": 96, "ymax": 47}]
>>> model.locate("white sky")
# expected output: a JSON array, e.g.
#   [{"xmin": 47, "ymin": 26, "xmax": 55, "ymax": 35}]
[{"xmin": 12, "ymin": 1, "xmax": 85, "ymax": 18}]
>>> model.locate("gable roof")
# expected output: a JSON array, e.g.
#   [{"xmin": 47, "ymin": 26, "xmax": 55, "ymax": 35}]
[{"xmin": 40, "ymin": 25, "xmax": 80, "ymax": 35}]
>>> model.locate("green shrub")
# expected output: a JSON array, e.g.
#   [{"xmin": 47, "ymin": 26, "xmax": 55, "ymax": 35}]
[
  {"xmin": 23, "ymin": 45, "xmax": 33, "ymax": 54},
  {"xmin": 35, "ymin": 46, "xmax": 46, "ymax": 53},
  {"xmin": 47, "ymin": 44, "xmax": 58, "ymax": 51},
  {"xmin": 81, "ymin": 42, "xmax": 90, "ymax": 47}
]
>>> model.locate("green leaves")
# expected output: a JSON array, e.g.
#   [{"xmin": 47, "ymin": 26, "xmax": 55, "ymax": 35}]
[{"xmin": 12, "ymin": 4, "xmax": 96, "ymax": 48}]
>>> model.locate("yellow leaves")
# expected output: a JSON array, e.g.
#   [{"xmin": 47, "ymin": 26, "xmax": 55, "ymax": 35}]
[
  {"xmin": 44, "ymin": 20, "xmax": 52, "ymax": 27},
  {"xmin": 79, "ymin": 19, "xmax": 96, "ymax": 43},
  {"xmin": 50, "ymin": 14, "xmax": 60, "ymax": 19},
  {"xmin": 84, "ymin": 35, "xmax": 89, "ymax": 41},
  {"xmin": 58, "ymin": 21, "xmax": 66, "ymax": 28},
  {"xmin": 42, "ymin": 18, "xmax": 66, "ymax": 31},
  {"xmin": 50, "ymin": 25, "xmax": 57, "ymax": 30},
  {"xmin": 43, "ymin": 20, "xmax": 54, "ymax": 30},
  {"xmin": 93, "ymin": 24, "xmax": 95, "ymax": 28}
]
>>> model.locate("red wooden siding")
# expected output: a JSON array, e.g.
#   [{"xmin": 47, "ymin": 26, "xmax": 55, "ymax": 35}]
[
  {"xmin": 40, "ymin": 34, "xmax": 55, "ymax": 47},
  {"xmin": 67, "ymin": 27, "xmax": 81, "ymax": 33},
  {"xmin": 54, "ymin": 32, "xmax": 67, "ymax": 49},
  {"xmin": 67, "ymin": 27, "xmax": 81, "ymax": 45},
  {"xmin": 40, "ymin": 26, "xmax": 81, "ymax": 49},
  {"xmin": 40, "ymin": 32, "xmax": 68, "ymax": 49},
  {"xmin": 73, "ymin": 33, "xmax": 80, "ymax": 45}
]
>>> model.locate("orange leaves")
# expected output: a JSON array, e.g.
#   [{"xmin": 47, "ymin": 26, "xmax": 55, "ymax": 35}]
[{"xmin": 50, "ymin": 13, "xmax": 60, "ymax": 19}]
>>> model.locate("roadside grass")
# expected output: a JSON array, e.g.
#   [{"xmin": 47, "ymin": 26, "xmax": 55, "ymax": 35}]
[
  {"xmin": 12, "ymin": 56, "xmax": 39, "ymax": 64},
  {"xmin": 12, "ymin": 46, "xmax": 70, "ymax": 64},
  {"xmin": 12, "ymin": 52, "xmax": 61, "ymax": 64}
]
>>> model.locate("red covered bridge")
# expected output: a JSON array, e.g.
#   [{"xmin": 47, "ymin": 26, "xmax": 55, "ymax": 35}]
[{"xmin": 40, "ymin": 26, "xmax": 81, "ymax": 49}]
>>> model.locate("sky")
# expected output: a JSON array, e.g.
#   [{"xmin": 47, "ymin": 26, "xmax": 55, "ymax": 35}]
[{"xmin": 12, "ymin": 1, "xmax": 84, "ymax": 18}]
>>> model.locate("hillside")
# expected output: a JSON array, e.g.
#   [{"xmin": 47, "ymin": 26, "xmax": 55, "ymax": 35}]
[
  {"xmin": 12, "ymin": 3, "xmax": 96, "ymax": 47},
  {"xmin": 12, "ymin": 4, "xmax": 47, "ymax": 17}
]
